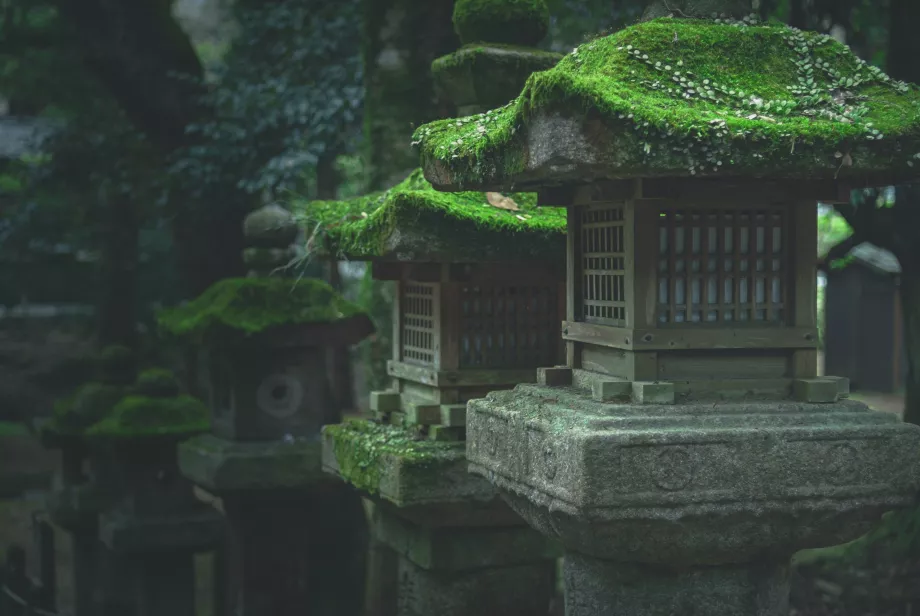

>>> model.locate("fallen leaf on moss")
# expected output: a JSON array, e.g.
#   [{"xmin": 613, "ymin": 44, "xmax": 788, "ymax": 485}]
[{"xmin": 486, "ymin": 192, "xmax": 520, "ymax": 211}]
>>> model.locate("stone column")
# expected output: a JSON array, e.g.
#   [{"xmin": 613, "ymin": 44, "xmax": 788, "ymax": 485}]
[{"xmin": 177, "ymin": 204, "xmax": 375, "ymax": 616}]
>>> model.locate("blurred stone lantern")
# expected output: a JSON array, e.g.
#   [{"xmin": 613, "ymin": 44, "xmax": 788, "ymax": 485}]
[
  {"xmin": 41, "ymin": 349, "xmax": 221, "ymax": 616},
  {"xmin": 415, "ymin": 4, "xmax": 920, "ymax": 615},
  {"xmin": 173, "ymin": 204, "xmax": 375, "ymax": 616}
]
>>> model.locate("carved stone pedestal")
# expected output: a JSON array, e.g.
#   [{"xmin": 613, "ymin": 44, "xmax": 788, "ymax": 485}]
[{"xmin": 467, "ymin": 383, "xmax": 920, "ymax": 616}]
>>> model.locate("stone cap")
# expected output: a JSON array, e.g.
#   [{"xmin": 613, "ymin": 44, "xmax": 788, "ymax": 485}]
[
  {"xmin": 243, "ymin": 204, "xmax": 300, "ymax": 277},
  {"xmin": 415, "ymin": 17, "xmax": 920, "ymax": 192},
  {"xmin": 289, "ymin": 168, "xmax": 565, "ymax": 263},
  {"xmin": 157, "ymin": 276, "xmax": 373, "ymax": 347},
  {"xmin": 452, "ymin": 0, "xmax": 550, "ymax": 47},
  {"xmin": 465, "ymin": 384, "xmax": 920, "ymax": 564}
]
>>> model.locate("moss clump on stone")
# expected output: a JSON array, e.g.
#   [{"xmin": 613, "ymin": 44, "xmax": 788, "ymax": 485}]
[
  {"xmin": 157, "ymin": 277, "xmax": 365, "ymax": 342},
  {"xmin": 290, "ymin": 168, "xmax": 565, "ymax": 262},
  {"xmin": 414, "ymin": 16, "xmax": 920, "ymax": 190},
  {"xmin": 453, "ymin": 0, "xmax": 550, "ymax": 47},
  {"xmin": 326, "ymin": 419, "xmax": 459, "ymax": 495},
  {"xmin": 86, "ymin": 394, "xmax": 209, "ymax": 438},
  {"xmin": 47, "ymin": 383, "xmax": 129, "ymax": 436},
  {"xmin": 134, "ymin": 368, "xmax": 181, "ymax": 398}
]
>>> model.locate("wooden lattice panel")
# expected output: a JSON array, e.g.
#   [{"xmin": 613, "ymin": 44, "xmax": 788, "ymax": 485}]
[
  {"xmin": 657, "ymin": 207, "xmax": 788, "ymax": 325},
  {"xmin": 581, "ymin": 205, "xmax": 627, "ymax": 326},
  {"xmin": 401, "ymin": 282, "xmax": 437, "ymax": 365},
  {"xmin": 459, "ymin": 284, "xmax": 559, "ymax": 369}
]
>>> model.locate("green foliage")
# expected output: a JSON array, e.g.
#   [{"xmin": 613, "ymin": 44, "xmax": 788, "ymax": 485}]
[
  {"xmin": 48, "ymin": 383, "xmax": 128, "ymax": 435},
  {"xmin": 414, "ymin": 17, "xmax": 920, "ymax": 187},
  {"xmin": 290, "ymin": 169, "xmax": 566, "ymax": 260},
  {"xmin": 157, "ymin": 277, "xmax": 366, "ymax": 342},
  {"xmin": 134, "ymin": 368, "xmax": 181, "ymax": 398},
  {"xmin": 173, "ymin": 0, "xmax": 363, "ymax": 199},
  {"xmin": 86, "ymin": 394, "xmax": 209, "ymax": 438},
  {"xmin": 453, "ymin": 0, "xmax": 550, "ymax": 46},
  {"xmin": 326, "ymin": 419, "xmax": 460, "ymax": 495}
]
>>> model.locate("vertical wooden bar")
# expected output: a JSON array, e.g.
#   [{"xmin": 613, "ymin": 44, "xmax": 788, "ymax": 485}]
[
  {"xmin": 631, "ymin": 200, "xmax": 660, "ymax": 329},
  {"xmin": 440, "ymin": 265, "xmax": 460, "ymax": 371},
  {"xmin": 764, "ymin": 211, "xmax": 774, "ymax": 323},
  {"xmin": 668, "ymin": 209, "xmax": 677, "ymax": 322},
  {"xmin": 733, "ymin": 210, "xmax": 742, "ymax": 322},
  {"xmin": 556, "ymin": 281, "xmax": 567, "ymax": 364},
  {"xmin": 701, "ymin": 208, "xmax": 711, "ymax": 321},
  {"xmin": 792, "ymin": 200, "xmax": 819, "ymax": 377},
  {"xmin": 430, "ymin": 281, "xmax": 442, "ymax": 369},
  {"xmin": 566, "ymin": 207, "xmax": 582, "ymax": 368}
]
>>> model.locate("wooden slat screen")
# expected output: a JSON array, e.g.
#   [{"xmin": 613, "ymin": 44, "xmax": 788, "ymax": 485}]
[
  {"xmin": 401, "ymin": 282, "xmax": 437, "ymax": 365},
  {"xmin": 657, "ymin": 206, "xmax": 788, "ymax": 325},
  {"xmin": 459, "ymin": 284, "xmax": 559, "ymax": 369},
  {"xmin": 581, "ymin": 204, "xmax": 627, "ymax": 326}
]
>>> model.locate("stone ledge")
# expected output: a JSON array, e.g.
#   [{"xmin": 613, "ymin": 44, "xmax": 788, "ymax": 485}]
[
  {"xmin": 321, "ymin": 420, "xmax": 495, "ymax": 510},
  {"xmin": 99, "ymin": 509, "xmax": 225, "ymax": 554},
  {"xmin": 178, "ymin": 434, "xmax": 327, "ymax": 493}
]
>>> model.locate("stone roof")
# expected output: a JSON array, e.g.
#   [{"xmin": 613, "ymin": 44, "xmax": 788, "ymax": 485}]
[
  {"xmin": 289, "ymin": 169, "xmax": 566, "ymax": 263},
  {"xmin": 414, "ymin": 17, "xmax": 920, "ymax": 192}
]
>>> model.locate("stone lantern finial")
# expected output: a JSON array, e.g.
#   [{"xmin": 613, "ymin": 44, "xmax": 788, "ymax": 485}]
[
  {"xmin": 242, "ymin": 204, "xmax": 298, "ymax": 278},
  {"xmin": 433, "ymin": 0, "xmax": 561, "ymax": 116}
]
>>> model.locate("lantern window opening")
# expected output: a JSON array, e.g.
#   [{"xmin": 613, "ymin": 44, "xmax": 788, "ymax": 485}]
[
  {"xmin": 580, "ymin": 204, "xmax": 627, "ymax": 327},
  {"xmin": 460, "ymin": 284, "xmax": 559, "ymax": 369},
  {"xmin": 400, "ymin": 282, "xmax": 437, "ymax": 366},
  {"xmin": 657, "ymin": 205, "xmax": 788, "ymax": 327}
]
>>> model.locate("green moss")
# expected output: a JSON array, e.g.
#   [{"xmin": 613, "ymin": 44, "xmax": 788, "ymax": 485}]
[
  {"xmin": 46, "ymin": 382, "xmax": 128, "ymax": 436},
  {"xmin": 290, "ymin": 168, "xmax": 565, "ymax": 261},
  {"xmin": 415, "ymin": 17, "xmax": 920, "ymax": 188},
  {"xmin": 453, "ymin": 0, "xmax": 550, "ymax": 46},
  {"xmin": 326, "ymin": 419, "xmax": 459, "ymax": 495},
  {"xmin": 157, "ymin": 277, "xmax": 366, "ymax": 343},
  {"xmin": 86, "ymin": 394, "xmax": 209, "ymax": 438},
  {"xmin": 134, "ymin": 368, "xmax": 181, "ymax": 398},
  {"xmin": 794, "ymin": 505, "xmax": 920, "ymax": 566}
]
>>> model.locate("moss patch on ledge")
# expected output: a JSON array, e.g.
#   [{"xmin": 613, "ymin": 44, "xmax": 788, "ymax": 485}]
[
  {"xmin": 290, "ymin": 168, "xmax": 565, "ymax": 261},
  {"xmin": 414, "ymin": 16, "xmax": 920, "ymax": 189},
  {"xmin": 157, "ymin": 277, "xmax": 365, "ymax": 342},
  {"xmin": 326, "ymin": 419, "xmax": 461, "ymax": 496}
]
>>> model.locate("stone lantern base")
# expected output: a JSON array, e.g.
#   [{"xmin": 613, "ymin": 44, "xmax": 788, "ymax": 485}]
[
  {"xmin": 466, "ymin": 380, "xmax": 920, "ymax": 616},
  {"xmin": 322, "ymin": 420, "xmax": 561, "ymax": 616}
]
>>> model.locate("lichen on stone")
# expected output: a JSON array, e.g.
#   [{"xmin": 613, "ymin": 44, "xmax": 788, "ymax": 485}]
[
  {"xmin": 453, "ymin": 0, "xmax": 550, "ymax": 47},
  {"xmin": 326, "ymin": 419, "xmax": 460, "ymax": 496},
  {"xmin": 414, "ymin": 16, "xmax": 920, "ymax": 190},
  {"xmin": 157, "ymin": 277, "xmax": 366, "ymax": 342},
  {"xmin": 289, "ymin": 168, "xmax": 565, "ymax": 262}
]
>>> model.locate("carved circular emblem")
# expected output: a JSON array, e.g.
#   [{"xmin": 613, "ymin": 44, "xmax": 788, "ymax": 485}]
[
  {"xmin": 652, "ymin": 447, "xmax": 694, "ymax": 491},
  {"xmin": 543, "ymin": 446, "xmax": 558, "ymax": 480},
  {"xmin": 826, "ymin": 443, "xmax": 860, "ymax": 485},
  {"xmin": 256, "ymin": 374, "xmax": 304, "ymax": 418}
]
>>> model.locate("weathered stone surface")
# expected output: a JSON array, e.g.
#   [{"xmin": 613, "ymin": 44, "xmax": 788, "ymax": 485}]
[
  {"xmin": 395, "ymin": 554, "xmax": 555, "ymax": 616},
  {"xmin": 370, "ymin": 390, "xmax": 402, "ymax": 413},
  {"xmin": 46, "ymin": 482, "xmax": 109, "ymax": 530},
  {"xmin": 178, "ymin": 434, "xmax": 327, "ymax": 492},
  {"xmin": 440, "ymin": 404, "xmax": 467, "ymax": 427},
  {"xmin": 632, "ymin": 381, "xmax": 675, "ymax": 404},
  {"xmin": 467, "ymin": 383, "xmax": 920, "ymax": 564},
  {"xmin": 793, "ymin": 378, "xmax": 839, "ymax": 403},
  {"xmin": 563, "ymin": 551, "xmax": 789, "ymax": 616},
  {"xmin": 537, "ymin": 366, "xmax": 572, "ymax": 386},
  {"xmin": 591, "ymin": 379, "xmax": 632, "ymax": 402},
  {"xmin": 98, "ymin": 508, "xmax": 225, "ymax": 553},
  {"xmin": 405, "ymin": 402, "xmax": 441, "ymax": 426},
  {"xmin": 242, "ymin": 204, "xmax": 298, "ymax": 249},
  {"xmin": 374, "ymin": 503, "xmax": 559, "ymax": 571}
]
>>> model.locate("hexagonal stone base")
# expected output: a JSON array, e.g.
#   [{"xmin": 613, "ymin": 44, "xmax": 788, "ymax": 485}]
[
  {"xmin": 466, "ymin": 383, "xmax": 920, "ymax": 564},
  {"xmin": 178, "ymin": 434, "xmax": 327, "ymax": 492}
]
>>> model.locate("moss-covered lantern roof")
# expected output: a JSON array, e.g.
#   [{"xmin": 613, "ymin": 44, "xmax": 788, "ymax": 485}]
[
  {"xmin": 157, "ymin": 277, "xmax": 372, "ymax": 345},
  {"xmin": 290, "ymin": 169, "xmax": 566, "ymax": 263},
  {"xmin": 414, "ymin": 16, "xmax": 920, "ymax": 192}
]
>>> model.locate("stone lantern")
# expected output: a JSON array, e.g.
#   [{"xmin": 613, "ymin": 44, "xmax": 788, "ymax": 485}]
[
  {"xmin": 173, "ymin": 204, "xmax": 375, "ymax": 616},
  {"xmin": 414, "ymin": 7, "xmax": 920, "ymax": 615},
  {"xmin": 41, "ymin": 348, "xmax": 223, "ymax": 616},
  {"xmin": 301, "ymin": 2, "xmax": 568, "ymax": 614}
]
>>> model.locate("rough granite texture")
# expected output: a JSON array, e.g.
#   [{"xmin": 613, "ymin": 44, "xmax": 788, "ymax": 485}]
[
  {"xmin": 467, "ymin": 384, "xmax": 920, "ymax": 563},
  {"xmin": 415, "ymin": 17, "xmax": 920, "ymax": 191}
]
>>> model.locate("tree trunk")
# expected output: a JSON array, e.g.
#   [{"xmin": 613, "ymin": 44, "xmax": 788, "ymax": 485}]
[{"xmin": 97, "ymin": 195, "xmax": 138, "ymax": 351}]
